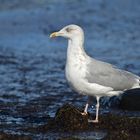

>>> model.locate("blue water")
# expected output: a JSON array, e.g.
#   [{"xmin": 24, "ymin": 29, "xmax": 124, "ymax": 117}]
[{"xmin": 0, "ymin": 0, "xmax": 140, "ymax": 139}]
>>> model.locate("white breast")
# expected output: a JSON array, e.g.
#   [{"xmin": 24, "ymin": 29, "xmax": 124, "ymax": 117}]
[
  {"xmin": 65, "ymin": 38, "xmax": 114, "ymax": 97},
  {"xmin": 65, "ymin": 49, "xmax": 88, "ymax": 94}
]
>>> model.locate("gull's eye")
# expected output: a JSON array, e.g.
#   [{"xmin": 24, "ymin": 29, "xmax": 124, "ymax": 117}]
[{"xmin": 66, "ymin": 28, "xmax": 74, "ymax": 32}]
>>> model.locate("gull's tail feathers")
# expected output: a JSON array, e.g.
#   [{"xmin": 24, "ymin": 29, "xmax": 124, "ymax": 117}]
[
  {"xmin": 137, "ymin": 77, "xmax": 140, "ymax": 87},
  {"xmin": 132, "ymin": 78, "xmax": 140, "ymax": 89},
  {"xmin": 107, "ymin": 91, "xmax": 124, "ymax": 97}
]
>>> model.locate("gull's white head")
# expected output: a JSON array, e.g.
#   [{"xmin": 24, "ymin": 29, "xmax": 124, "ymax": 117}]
[{"xmin": 50, "ymin": 24, "xmax": 84, "ymax": 40}]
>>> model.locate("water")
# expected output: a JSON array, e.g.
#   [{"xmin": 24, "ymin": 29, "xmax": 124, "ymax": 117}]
[{"xmin": 0, "ymin": 0, "xmax": 140, "ymax": 139}]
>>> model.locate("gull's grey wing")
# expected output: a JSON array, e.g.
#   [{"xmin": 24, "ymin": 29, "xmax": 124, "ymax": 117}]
[{"xmin": 85, "ymin": 58, "xmax": 139, "ymax": 90}]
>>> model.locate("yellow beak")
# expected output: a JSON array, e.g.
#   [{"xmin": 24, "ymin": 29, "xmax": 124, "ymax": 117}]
[{"xmin": 50, "ymin": 32, "xmax": 59, "ymax": 38}]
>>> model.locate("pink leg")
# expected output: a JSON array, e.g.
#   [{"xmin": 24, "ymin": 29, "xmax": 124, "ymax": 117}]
[
  {"xmin": 81, "ymin": 103, "xmax": 89, "ymax": 115},
  {"xmin": 81, "ymin": 96, "xmax": 92, "ymax": 115},
  {"xmin": 88, "ymin": 96, "xmax": 100, "ymax": 123}
]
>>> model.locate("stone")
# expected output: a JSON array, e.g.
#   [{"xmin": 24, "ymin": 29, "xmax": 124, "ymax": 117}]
[
  {"xmin": 54, "ymin": 104, "xmax": 88, "ymax": 131},
  {"xmin": 40, "ymin": 104, "xmax": 89, "ymax": 132},
  {"xmin": 0, "ymin": 132, "xmax": 32, "ymax": 140},
  {"xmin": 119, "ymin": 88, "xmax": 140, "ymax": 111}
]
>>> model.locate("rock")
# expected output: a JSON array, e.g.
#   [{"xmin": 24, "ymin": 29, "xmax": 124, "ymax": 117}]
[
  {"xmin": 54, "ymin": 104, "xmax": 88, "ymax": 131},
  {"xmin": 105, "ymin": 130, "xmax": 140, "ymax": 140},
  {"xmin": 91, "ymin": 114, "xmax": 140, "ymax": 140},
  {"xmin": 0, "ymin": 132, "xmax": 32, "ymax": 140},
  {"xmin": 39, "ymin": 104, "xmax": 88, "ymax": 132},
  {"xmin": 35, "ymin": 104, "xmax": 140, "ymax": 139},
  {"xmin": 119, "ymin": 88, "xmax": 140, "ymax": 111}
]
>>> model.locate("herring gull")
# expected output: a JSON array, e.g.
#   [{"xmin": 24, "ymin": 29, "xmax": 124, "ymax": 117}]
[{"xmin": 50, "ymin": 24, "xmax": 140, "ymax": 123}]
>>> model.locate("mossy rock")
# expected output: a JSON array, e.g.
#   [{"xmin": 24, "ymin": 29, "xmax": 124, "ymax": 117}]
[{"xmin": 54, "ymin": 104, "xmax": 88, "ymax": 131}]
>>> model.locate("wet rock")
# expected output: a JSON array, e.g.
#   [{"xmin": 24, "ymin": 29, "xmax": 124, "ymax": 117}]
[
  {"xmin": 39, "ymin": 104, "xmax": 88, "ymax": 132},
  {"xmin": 90, "ymin": 114, "xmax": 140, "ymax": 140},
  {"xmin": 0, "ymin": 132, "xmax": 32, "ymax": 140},
  {"xmin": 105, "ymin": 131, "xmax": 140, "ymax": 140},
  {"xmin": 30, "ymin": 104, "xmax": 140, "ymax": 139},
  {"xmin": 119, "ymin": 88, "xmax": 140, "ymax": 111},
  {"xmin": 92, "ymin": 114, "xmax": 140, "ymax": 133},
  {"xmin": 54, "ymin": 104, "xmax": 88, "ymax": 131}
]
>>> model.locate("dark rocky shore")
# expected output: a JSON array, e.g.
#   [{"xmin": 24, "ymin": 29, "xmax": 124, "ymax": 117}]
[
  {"xmin": 0, "ymin": 132, "xmax": 32, "ymax": 140},
  {"xmin": 0, "ymin": 98, "xmax": 140, "ymax": 140},
  {"xmin": 0, "ymin": 89, "xmax": 140, "ymax": 140},
  {"xmin": 1, "ymin": 104, "xmax": 139, "ymax": 140}
]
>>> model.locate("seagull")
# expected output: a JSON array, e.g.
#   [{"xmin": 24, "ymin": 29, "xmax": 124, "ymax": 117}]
[{"xmin": 50, "ymin": 24, "xmax": 140, "ymax": 123}]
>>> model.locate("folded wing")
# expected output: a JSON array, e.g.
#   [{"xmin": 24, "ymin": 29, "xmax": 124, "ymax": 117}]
[{"xmin": 85, "ymin": 58, "xmax": 139, "ymax": 91}]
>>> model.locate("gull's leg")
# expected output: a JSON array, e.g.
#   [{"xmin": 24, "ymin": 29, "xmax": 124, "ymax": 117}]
[
  {"xmin": 81, "ymin": 96, "xmax": 91, "ymax": 115},
  {"xmin": 88, "ymin": 96, "xmax": 100, "ymax": 123},
  {"xmin": 93, "ymin": 96, "xmax": 100, "ymax": 123},
  {"xmin": 81, "ymin": 103, "xmax": 89, "ymax": 115}
]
